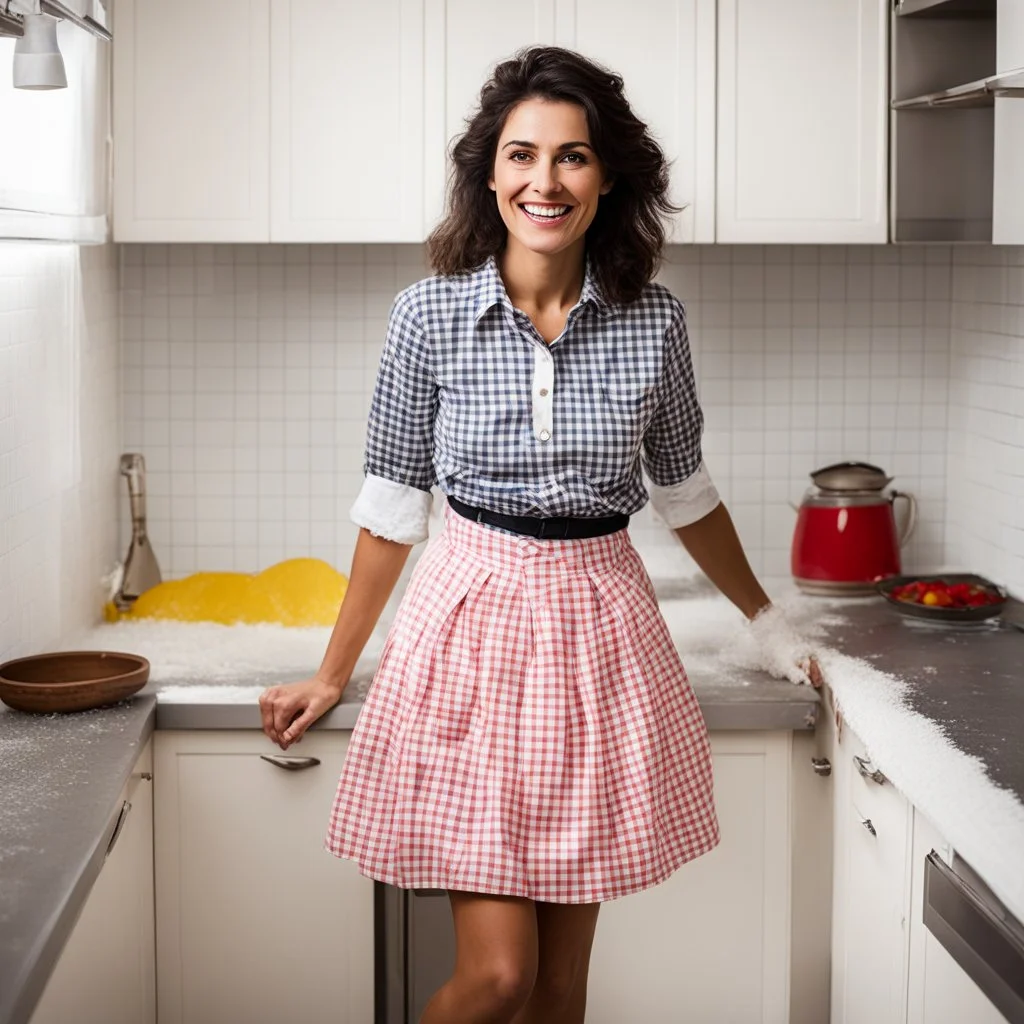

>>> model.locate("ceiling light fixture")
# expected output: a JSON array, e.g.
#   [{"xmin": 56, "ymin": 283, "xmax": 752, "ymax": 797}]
[
  {"xmin": 13, "ymin": 12, "xmax": 66, "ymax": 89},
  {"xmin": 0, "ymin": 7, "xmax": 23, "ymax": 36}
]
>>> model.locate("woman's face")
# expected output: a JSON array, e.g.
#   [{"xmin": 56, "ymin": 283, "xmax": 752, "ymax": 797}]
[{"xmin": 489, "ymin": 98, "xmax": 612, "ymax": 259}]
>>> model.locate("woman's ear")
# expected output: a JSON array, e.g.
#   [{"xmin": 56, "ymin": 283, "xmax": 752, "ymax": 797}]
[
  {"xmin": 600, "ymin": 177, "xmax": 614, "ymax": 195},
  {"xmin": 487, "ymin": 177, "xmax": 496, "ymax": 191}
]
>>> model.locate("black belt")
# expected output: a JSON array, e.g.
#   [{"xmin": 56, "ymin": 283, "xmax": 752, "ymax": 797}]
[{"xmin": 448, "ymin": 496, "xmax": 629, "ymax": 540}]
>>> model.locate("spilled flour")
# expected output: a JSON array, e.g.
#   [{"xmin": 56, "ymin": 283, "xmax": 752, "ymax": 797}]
[{"xmin": 663, "ymin": 592, "xmax": 1024, "ymax": 923}]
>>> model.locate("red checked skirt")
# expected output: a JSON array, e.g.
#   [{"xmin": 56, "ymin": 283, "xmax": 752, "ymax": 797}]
[{"xmin": 324, "ymin": 510, "xmax": 719, "ymax": 903}]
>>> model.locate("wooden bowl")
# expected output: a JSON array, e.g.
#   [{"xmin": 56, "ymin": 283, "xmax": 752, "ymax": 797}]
[{"xmin": 0, "ymin": 651, "xmax": 150, "ymax": 713}]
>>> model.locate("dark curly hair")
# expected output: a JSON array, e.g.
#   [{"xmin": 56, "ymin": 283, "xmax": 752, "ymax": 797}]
[{"xmin": 427, "ymin": 46, "xmax": 678, "ymax": 305}]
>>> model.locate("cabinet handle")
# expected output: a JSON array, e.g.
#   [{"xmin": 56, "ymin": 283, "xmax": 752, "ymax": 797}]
[
  {"xmin": 861, "ymin": 818, "xmax": 877, "ymax": 837},
  {"xmin": 811, "ymin": 757, "xmax": 832, "ymax": 777},
  {"xmin": 260, "ymin": 755, "xmax": 321, "ymax": 771},
  {"xmin": 853, "ymin": 755, "xmax": 887, "ymax": 785},
  {"xmin": 105, "ymin": 799, "xmax": 132, "ymax": 858}
]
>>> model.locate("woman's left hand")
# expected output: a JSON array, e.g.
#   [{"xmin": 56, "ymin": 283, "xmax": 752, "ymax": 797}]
[{"xmin": 748, "ymin": 605, "xmax": 825, "ymax": 689}]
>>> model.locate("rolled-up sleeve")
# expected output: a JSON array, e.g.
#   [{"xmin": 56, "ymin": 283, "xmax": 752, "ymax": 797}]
[
  {"xmin": 642, "ymin": 299, "xmax": 721, "ymax": 528},
  {"xmin": 350, "ymin": 288, "xmax": 437, "ymax": 544}
]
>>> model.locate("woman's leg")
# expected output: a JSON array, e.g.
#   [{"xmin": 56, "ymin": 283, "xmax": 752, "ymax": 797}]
[
  {"xmin": 511, "ymin": 901, "xmax": 601, "ymax": 1024},
  {"xmin": 420, "ymin": 891, "xmax": 539, "ymax": 1024}
]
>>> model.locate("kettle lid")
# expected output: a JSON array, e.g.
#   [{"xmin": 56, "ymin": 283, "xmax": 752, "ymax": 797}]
[{"xmin": 810, "ymin": 461, "xmax": 892, "ymax": 492}]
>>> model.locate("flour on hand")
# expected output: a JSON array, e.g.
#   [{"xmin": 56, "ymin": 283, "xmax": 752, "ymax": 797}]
[{"xmin": 747, "ymin": 603, "xmax": 817, "ymax": 686}]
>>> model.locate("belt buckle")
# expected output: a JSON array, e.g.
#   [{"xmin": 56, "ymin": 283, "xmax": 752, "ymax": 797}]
[{"xmin": 537, "ymin": 517, "xmax": 570, "ymax": 540}]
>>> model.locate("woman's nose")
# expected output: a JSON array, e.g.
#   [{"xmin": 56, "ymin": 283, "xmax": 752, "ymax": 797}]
[{"xmin": 532, "ymin": 162, "xmax": 563, "ymax": 195}]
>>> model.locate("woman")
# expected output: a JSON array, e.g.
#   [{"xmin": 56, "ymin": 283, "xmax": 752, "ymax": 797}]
[{"xmin": 259, "ymin": 46, "xmax": 821, "ymax": 1024}]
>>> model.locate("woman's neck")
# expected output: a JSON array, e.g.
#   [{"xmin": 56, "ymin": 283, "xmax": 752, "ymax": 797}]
[{"xmin": 498, "ymin": 239, "xmax": 586, "ymax": 317}]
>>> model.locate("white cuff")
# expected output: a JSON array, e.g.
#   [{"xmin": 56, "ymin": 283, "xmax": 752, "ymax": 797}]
[
  {"xmin": 649, "ymin": 462, "xmax": 721, "ymax": 528},
  {"xmin": 350, "ymin": 474, "xmax": 433, "ymax": 545}
]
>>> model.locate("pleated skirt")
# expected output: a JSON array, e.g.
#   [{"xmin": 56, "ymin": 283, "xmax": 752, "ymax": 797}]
[{"xmin": 324, "ymin": 509, "xmax": 719, "ymax": 904}]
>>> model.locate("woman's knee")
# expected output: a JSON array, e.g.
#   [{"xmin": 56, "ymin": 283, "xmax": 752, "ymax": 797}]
[
  {"xmin": 532, "ymin": 955, "xmax": 585, "ymax": 1010},
  {"xmin": 471, "ymin": 956, "xmax": 537, "ymax": 1012}
]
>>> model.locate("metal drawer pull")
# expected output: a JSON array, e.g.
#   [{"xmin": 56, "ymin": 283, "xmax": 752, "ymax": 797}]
[
  {"xmin": 260, "ymin": 755, "xmax": 321, "ymax": 771},
  {"xmin": 811, "ymin": 757, "xmax": 832, "ymax": 777},
  {"xmin": 105, "ymin": 800, "xmax": 132, "ymax": 858},
  {"xmin": 861, "ymin": 818, "xmax": 877, "ymax": 837},
  {"xmin": 853, "ymin": 755, "xmax": 887, "ymax": 785}
]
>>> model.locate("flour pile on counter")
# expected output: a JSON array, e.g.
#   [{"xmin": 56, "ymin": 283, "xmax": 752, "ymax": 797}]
[{"xmin": 64, "ymin": 620, "xmax": 384, "ymax": 686}]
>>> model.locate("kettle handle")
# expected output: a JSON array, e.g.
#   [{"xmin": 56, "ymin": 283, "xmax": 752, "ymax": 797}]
[{"xmin": 891, "ymin": 491, "xmax": 917, "ymax": 546}]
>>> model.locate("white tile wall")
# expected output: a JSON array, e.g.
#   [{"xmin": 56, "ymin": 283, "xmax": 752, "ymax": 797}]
[
  {"xmin": 121, "ymin": 243, "xmax": 952, "ymax": 589},
  {"xmin": 0, "ymin": 243, "xmax": 120, "ymax": 662},
  {"xmin": 946, "ymin": 246, "xmax": 1024, "ymax": 598}
]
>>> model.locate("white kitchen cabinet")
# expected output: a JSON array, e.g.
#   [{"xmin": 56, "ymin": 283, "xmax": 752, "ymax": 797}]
[
  {"xmin": 993, "ymin": 0, "xmax": 1024, "ymax": 245},
  {"xmin": 905, "ymin": 811, "xmax": 1008, "ymax": 1024},
  {"xmin": 154, "ymin": 730, "xmax": 373, "ymax": 1024},
  {"xmin": 716, "ymin": 0, "xmax": 889, "ymax": 243},
  {"xmin": 30, "ymin": 741, "xmax": 156, "ymax": 1024},
  {"xmin": 828, "ymin": 712, "xmax": 912, "ymax": 1024},
  {"xmin": 563, "ymin": 0, "xmax": 716, "ymax": 243},
  {"xmin": 587, "ymin": 731, "xmax": 827, "ymax": 1024},
  {"xmin": 423, "ymin": 0, "xmax": 559, "ymax": 231},
  {"xmin": 112, "ymin": 0, "xmax": 271, "ymax": 242},
  {"xmin": 270, "ymin": 0, "xmax": 427, "ymax": 241}
]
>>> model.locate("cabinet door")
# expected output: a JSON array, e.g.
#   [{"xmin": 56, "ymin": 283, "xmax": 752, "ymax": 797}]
[
  {"xmin": 831, "ymin": 726, "xmax": 911, "ymax": 1024},
  {"xmin": 586, "ymin": 732, "xmax": 793, "ymax": 1024},
  {"xmin": 905, "ymin": 812, "xmax": 1009, "ymax": 1024},
  {"xmin": 425, "ymin": 0, "xmax": 559, "ymax": 230},
  {"xmin": 992, "ymin": 98, "xmax": 1024, "ymax": 244},
  {"xmin": 154, "ymin": 731, "xmax": 373, "ymax": 1024},
  {"xmin": 565, "ymin": 0, "xmax": 716, "ymax": 242},
  {"xmin": 717, "ymin": 0, "xmax": 888, "ymax": 243},
  {"xmin": 270, "ymin": 0, "xmax": 426, "ymax": 242},
  {"xmin": 112, "ymin": 0, "xmax": 270, "ymax": 242},
  {"xmin": 30, "ymin": 742, "xmax": 156, "ymax": 1024}
]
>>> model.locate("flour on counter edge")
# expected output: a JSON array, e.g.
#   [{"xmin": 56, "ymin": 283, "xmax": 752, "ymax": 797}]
[{"xmin": 663, "ymin": 593, "xmax": 1024, "ymax": 923}]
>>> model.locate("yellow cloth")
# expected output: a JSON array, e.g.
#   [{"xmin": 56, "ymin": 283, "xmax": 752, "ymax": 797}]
[{"xmin": 106, "ymin": 558, "xmax": 348, "ymax": 627}]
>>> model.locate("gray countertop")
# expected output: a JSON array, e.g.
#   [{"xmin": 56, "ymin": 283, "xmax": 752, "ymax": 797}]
[{"xmin": 3, "ymin": 595, "xmax": 1023, "ymax": 1024}]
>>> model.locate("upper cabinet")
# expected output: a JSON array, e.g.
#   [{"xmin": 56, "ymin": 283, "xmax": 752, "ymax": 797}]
[
  {"xmin": 716, "ymin": 0, "xmax": 889, "ymax": 244},
  {"xmin": 563, "ymin": 0, "xmax": 716, "ymax": 242},
  {"xmin": 424, "ymin": 0, "xmax": 559, "ymax": 232},
  {"xmin": 270, "ymin": 0, "xmax": 426, "ymax": 242},
  {"xmin": 113, "ymin": 0, "xmax": 270, "ymax": 242},
  {"xmin": 114, "ymin": 0, "xmax": 887, "ymax": 244}
]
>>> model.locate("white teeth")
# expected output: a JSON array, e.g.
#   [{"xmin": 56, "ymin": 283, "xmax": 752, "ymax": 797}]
[{"xmin": 522, "ymin": 204, "xmax": 571, "ymax": 218}]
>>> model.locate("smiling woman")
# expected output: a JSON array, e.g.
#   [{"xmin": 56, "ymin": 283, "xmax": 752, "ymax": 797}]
[{"xmin": 259, "ymin": 44, "xmax": 821, "ymax": 1024}]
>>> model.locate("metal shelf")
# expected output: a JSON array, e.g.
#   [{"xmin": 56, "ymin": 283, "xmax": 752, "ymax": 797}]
[
  {"xmin": 892, "ymin": 68, "xmax": 1024, "ymax": 109},
  {"xmin": 896, "ymin": 0, "xmax": 995, "ymax": 17}
]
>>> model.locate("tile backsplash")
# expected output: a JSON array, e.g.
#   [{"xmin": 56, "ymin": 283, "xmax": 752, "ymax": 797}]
[
  {"xmin": 0, "ymin": 243, "xmax": 120, "ymax": 661},
  {"xmin": 121, "ymin": 243, "xmax": 955, "ymax": 588},
  {"xmin": 946, "ymin": 246, "xmax": 1024, "ymax": 598}
]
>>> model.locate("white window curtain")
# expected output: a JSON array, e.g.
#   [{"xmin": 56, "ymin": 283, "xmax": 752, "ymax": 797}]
[{"xmin": 0, "ymin": 19, "xmax": 109, "ymax": 242}]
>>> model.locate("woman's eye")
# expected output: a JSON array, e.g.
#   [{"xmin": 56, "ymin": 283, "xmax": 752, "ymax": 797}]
[
  {"xmin": 561, "ymin": 152, "xmax": 586, "ymax": 164},
  {"xmin": 510, "ymin": 151, "xmax": 532, "ymax": 162}
]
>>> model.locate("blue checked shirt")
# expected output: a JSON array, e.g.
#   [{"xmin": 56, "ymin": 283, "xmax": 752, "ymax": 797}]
[{"xmin": 350, "ymin": 257, "xmax": 721, "ymax": 544}]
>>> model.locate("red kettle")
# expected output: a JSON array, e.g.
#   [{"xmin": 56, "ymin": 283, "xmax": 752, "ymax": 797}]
[{"xmin": 791, "ymin": 461, "xmax": 917, "ymax": 596}]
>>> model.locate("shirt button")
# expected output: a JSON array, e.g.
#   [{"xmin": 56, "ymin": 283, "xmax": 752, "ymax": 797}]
[
  {"xmin": 538, "ymin": 388, "xmax": 549, "ymax": 397},
  {"xmin": 539, "ymin": 429, "xmax": 551, "ymax": 442}
]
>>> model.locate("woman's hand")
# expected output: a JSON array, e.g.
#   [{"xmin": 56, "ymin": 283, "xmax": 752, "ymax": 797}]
[
  {"xmin": 258, "ymin": 677, "xmax": 344, "ymax": 750},
  {"xmin": 748, "ymin": 604, "xmax": 825, "ymax": 689}
]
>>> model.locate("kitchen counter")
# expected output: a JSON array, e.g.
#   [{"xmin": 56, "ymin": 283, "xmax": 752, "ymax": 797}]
[
  {"xmin": 0, "ymin": 696, "xmax": 156, "ymax": 1024},
  {"xmin": 2, "ymin": 593, "xmax": 1024, "ymax": 1024}
]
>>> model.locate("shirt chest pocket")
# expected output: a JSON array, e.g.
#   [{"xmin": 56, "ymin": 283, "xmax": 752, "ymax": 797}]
[{"xmin": 588, "ymin": 381, "xmax": 660, "ymax": 456}]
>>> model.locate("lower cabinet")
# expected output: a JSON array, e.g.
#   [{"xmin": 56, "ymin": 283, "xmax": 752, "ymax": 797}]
[
  {"xmin": 587, "ymin": 730, "xmax": 831, "ymax": 1024},
  {"xmin": 153, "ymin": 730, "xmax": 373, "ymax": 1024},
  {"xmin": 829, "ymin": 714, "xmax": 912, "ymax": 1024},
  {"xmin": 30, "ymin": 740, "xmax": 156, "ymax": 1024}
]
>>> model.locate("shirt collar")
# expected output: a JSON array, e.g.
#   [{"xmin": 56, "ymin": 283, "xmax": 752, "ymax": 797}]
[{"xmin": 472, "ymin": 254, "xmax": 613, "ymax": 322}]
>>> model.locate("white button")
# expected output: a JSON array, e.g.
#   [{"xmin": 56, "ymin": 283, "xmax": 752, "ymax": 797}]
[
  {"xmin": 539, "ymin": 429, "xmax": 551, "ymax": 442},
  {"xmin": 539, "ymin": 388, "xmax": 549, "ymax": 397}
]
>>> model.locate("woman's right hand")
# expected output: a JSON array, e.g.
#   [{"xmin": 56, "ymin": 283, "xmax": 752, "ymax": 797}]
[{"xmin": 258, "ymin": 677, "xmax": 344, "ymax": 750}]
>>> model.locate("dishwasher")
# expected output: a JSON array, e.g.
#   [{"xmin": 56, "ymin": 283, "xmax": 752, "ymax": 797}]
[{"xmin": 377, "ymin": 883, "xmax": 457, "ymax": 1023}]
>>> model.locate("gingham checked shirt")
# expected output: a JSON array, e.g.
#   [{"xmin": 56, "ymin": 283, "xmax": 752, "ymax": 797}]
[{"xmin": 350, "ymin": 257, "xmax": 721, "ymax": 544}]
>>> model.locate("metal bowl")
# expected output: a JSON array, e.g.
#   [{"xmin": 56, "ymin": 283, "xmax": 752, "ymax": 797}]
[
  {"xmin": 811, "ymin": 461, "xmax": 892, "ymax": 492},
  {"xmin": 0, "ymin": 651, "xmax": 150, "ymax": 713},
  {"xmin": 876, "ymin": 574, "xmax": 1008, "ymax": 622}
]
